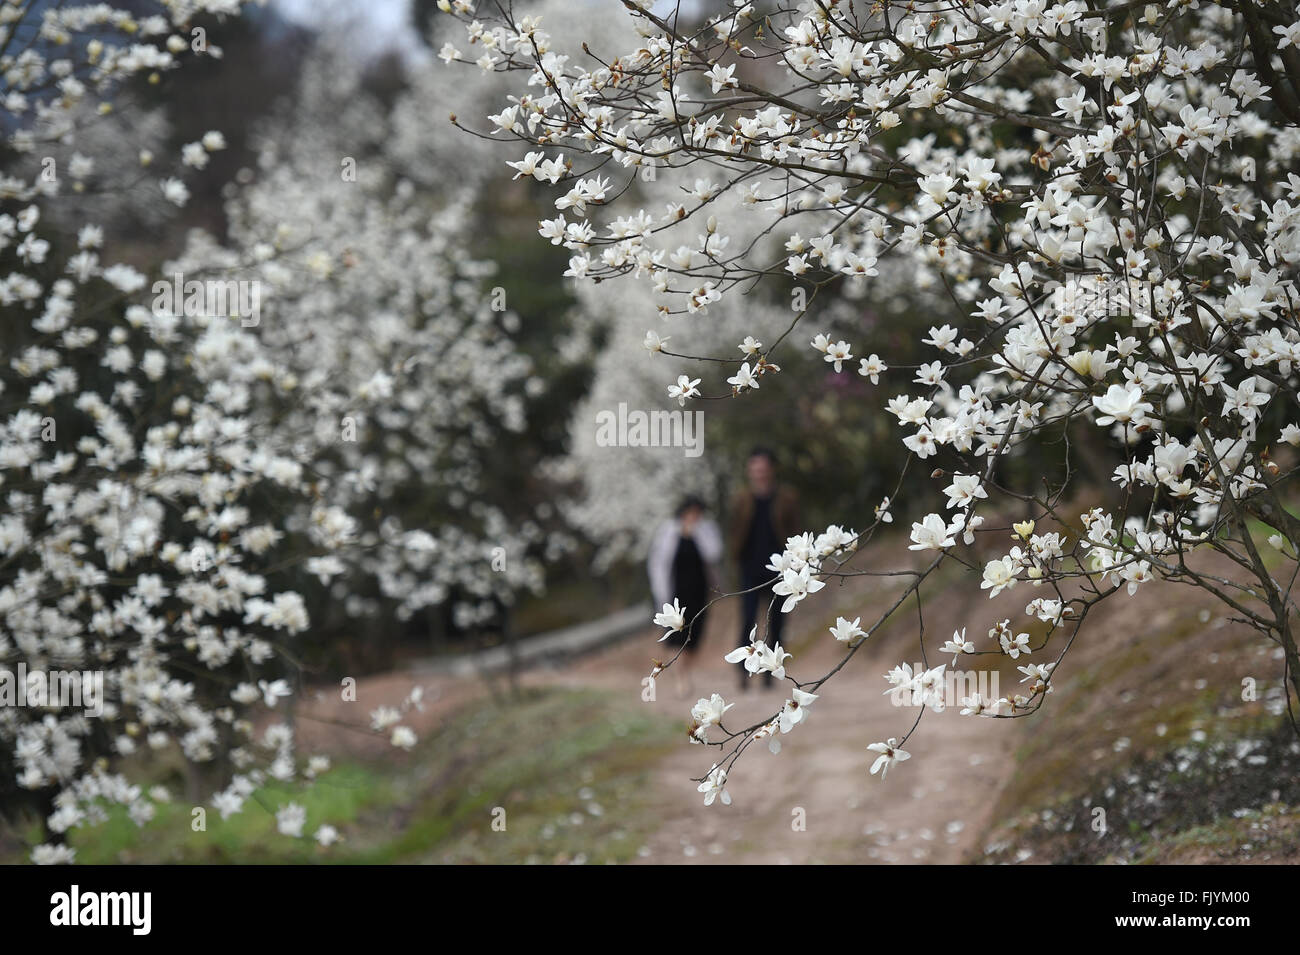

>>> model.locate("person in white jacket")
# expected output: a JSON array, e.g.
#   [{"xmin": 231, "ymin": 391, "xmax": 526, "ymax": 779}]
[{"xmin": 647, "ymin": 495, "xmax": 723, "ymax": 698}]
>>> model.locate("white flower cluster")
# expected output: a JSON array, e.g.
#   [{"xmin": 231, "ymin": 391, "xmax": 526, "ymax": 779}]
[
  {"xmin": 2, "ymin": 3, "xmax": 565, "ymax": 862},
  {"xmin": 443, "ymin": 0, "xmax": 1300, "ymax": 800}
]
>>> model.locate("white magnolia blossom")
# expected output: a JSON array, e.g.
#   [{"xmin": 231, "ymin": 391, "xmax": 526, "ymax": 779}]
[{"xmin": 442, "ymin": 0, "xmax": 1300, "ymax": 801}]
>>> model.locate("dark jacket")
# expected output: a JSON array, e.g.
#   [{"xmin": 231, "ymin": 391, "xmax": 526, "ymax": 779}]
[{"xmin": 727, "ymin": 485, "xmax": 802, "ymax": 572}]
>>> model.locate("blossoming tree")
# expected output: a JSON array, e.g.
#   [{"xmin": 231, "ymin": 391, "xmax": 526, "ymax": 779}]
[
  {"xmin": 441, "ymin": 0, "xmax": 1300, "ymax": 801},
  {"xmin": 0, "ymin": 1, "xmax": 563, "ymax": 862},
  {"xmin": 170, "ymin": 48, "xmax": 568, "ymax": 636}
]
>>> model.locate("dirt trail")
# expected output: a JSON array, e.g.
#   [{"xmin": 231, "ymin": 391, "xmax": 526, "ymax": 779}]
[
  {"xmin": 619, "ymin": 575, "xmax": 1023, "ymax": 864},
  {"xmin": 296, "ymin": 554, "xmax": 1028, "ymax": 864}
]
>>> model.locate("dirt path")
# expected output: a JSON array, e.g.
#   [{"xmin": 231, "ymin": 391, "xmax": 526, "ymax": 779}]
[
  {"xmin": 634, "ymin": 672, "xmax": 1017, "ymax": 861},
  {"xmin": 615, "ymin": 575, "xmax": 1023, "ymax": 864},
  {"xmin": 296, "ymin": 554, "xmax": 1027, "ymax": 864}
]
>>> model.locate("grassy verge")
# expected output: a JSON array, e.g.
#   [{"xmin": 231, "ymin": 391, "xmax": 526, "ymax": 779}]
[
  {"xmin": 976, "ymin": 566, "xmax": 1299, "ymax": 864},
  {"xmin": 1, "ymin": 687, "xmax": 680, "ymax": 865}
]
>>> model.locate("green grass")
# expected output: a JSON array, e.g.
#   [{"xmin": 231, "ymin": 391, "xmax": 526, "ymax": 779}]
[
  {"xmin": 352, "ymin": 686, "xmax": 680, "ymax": 864},
  {"xmin": 61, "ymin": 763, "xmax": 389, "ymax": 864},
  {"xmin": 3, "ymin": 687, "xmax": 681, "ymax": 865}
]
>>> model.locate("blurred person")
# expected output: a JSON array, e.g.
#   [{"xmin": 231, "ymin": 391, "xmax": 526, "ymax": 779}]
[
  {"xmin": 727, "ymin": 447, "xmax": 802, "ymax": 690},
  {"xmin": 648, "ymin": 495, "xmax": 723, "ymax": 698}
]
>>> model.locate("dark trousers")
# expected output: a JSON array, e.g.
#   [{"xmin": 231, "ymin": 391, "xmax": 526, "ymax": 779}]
[{"xmin": 738, "ymin": 573, "xmax": 784, "ymax": 689}]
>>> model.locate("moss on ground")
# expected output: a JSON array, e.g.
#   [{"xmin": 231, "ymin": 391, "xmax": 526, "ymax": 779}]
[{"xmin": 1129, "ymin": 803, "xmax": 1300, "ymax": 864}]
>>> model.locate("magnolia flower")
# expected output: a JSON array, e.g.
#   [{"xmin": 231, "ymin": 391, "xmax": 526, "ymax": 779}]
[
  {"xmin": 1018, "ymin": 662, "xmax": 1056, "ymax": 685},
  {"xmin": 913, "ymin": 361, "xmax": 945, "ymax": 387},
  {"xmin": 772, "ymin": 565, "xmax": 825, "ymax": 611},
  {"xmin": 943, "ymin": 474, "xmax": 987, "ymax": 509},
  {"xmin": 691, "ymin": 693, "xmax": 734, "ymax": 727},
  {"xmin": 909, "ymin": 513, "xmax": 956, "ymax": 551},
  {"xmin": 507, "ymin": 150, "xmax": 565, "ymax": 183},
  {"xmin": 1027, "ymin": 597, "xmax": 1066, "ymax": 623},
  {"xmin": 923, "ymin": 325, "xmax": 959, "ymax": 351},
  {"xmin": 1092, "ymin": 384, "xmax": 1152, "ymax": 426},
  {"xmin": 698, "ymin": 765, "xmax": 732, "ymax": 806},
  {"xmin": 778, "ymin": 688, "xmax": 819, "ymax": 733},
  {"xmin": 1120, "ymin": 560, "xmax": 1153, "ymax": 595},
  {"xmin": 1067, "ymin": 348, "xmax": 1118, "ymax": 380},
  {"xmin": 960, "ymin": 694, "xmax": 994, "ymax": 716},
  {"xmin": 940, "ymin": 628, "xmax": 974, "ymax": 660},
  {"xmin": 276, "ymin": 803, "xmax": 307, "ymax": 838},
  {"xmin": 868, "ymin": 739, "xmax": 911, "ymax": 779},
  {"xmin": 728, "ymin": 362, "xmax": 760, "ymax": 391},
  {"xmin": 1221, "ymin": 377, "xmax": 1271, "ymax": 423},
  {"xmin": 918, "ymin": 172, "xmax": 956, "ymax": 206},
  {"xmin": 258, "ymin": 679, "xmax": 292, "ymax": 708},
  {"xmin": 667, "ymin": 375, "xmax": 702, "ymax": 406},
  {"xmin": 654, "ymin": 598, "xmax": 686, "ymax": 634},
  {"xmin": 981, "ymin": 556, "xmax": 1020, "ymax": 598},
  {"xmin": 955, "ymin": 513, "xmax": 985, "ymax": 546},
  {"xmin": 32, "ymin": 844, "xmax": 77, "ymax": 865},
  {"xmin": 961, "ymin": 156, "xmax": 1001, "ymax": 192},
  {"xmin": 840, "ymin": 252, "xmax": 879, "ymax": 277},
  {"xmin": 912, "ymin": 664, "xmax": 949, "ymax": 711},
  {"xmin": 1000, "ymin": 631, "xmax": 1032, "ymax": 659},
  {"xmin": 883, "ymin": 663, "xmax": 916, "ymax": 696},
  {"xmin": 642, "ymin": 331, "xmax": 670, "ymax": 352},
  {"xmin": 858, "ymin": 354, "xmax": 888, "ymax": 383},
  {"xmin": 724, "ymin": 635, "xmax": 759, "ymax": 669},
  {"xmin": 705, "ymin": 62, "xmax": 738, "ymax": 92},
  {"xmin": 903, "ymin": 425, "xmax": 938, "ymax": 459},
  {"xmin": 753, "ymin": 642, "xmax": 792, "ymax": 679},
  {"xmin": 824, "ymin": 341, "xmax": 853, "ymax": 372},
  {"xmin": 1276, "ymin": 21, "xmax": 1300, "ymax": 49},
  {"xmin": 725, "ymin": 633, "xmax": 791, "ymax": 679},
  {"xmin": 829, "ymin": 616, "xmax": 866, "ymax": 644},
  {"xmin": 159, "ymin": 178, "xmax": 190, "ymax": 206}
]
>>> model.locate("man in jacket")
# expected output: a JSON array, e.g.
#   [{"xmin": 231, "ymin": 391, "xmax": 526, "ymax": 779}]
[{"xmin": 727, "ymin": 447, "xmax": 801, "ymax": 690}]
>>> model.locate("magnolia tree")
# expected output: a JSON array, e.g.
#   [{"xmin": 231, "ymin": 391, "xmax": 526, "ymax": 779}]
[
  {"xmin": 442, "ymin": 0, "xmax": 1300, "ymax": 803},
  {"xmin": 0, "ymin": 0, "xmax": 425, "ymax": 862},
  {"xmin": 172, "ymin": 49, "xmax": 567, "ymax": 633},
  {"xmin": 0, "ymin": 1, "xmax": 554, "ymax": 863}
]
